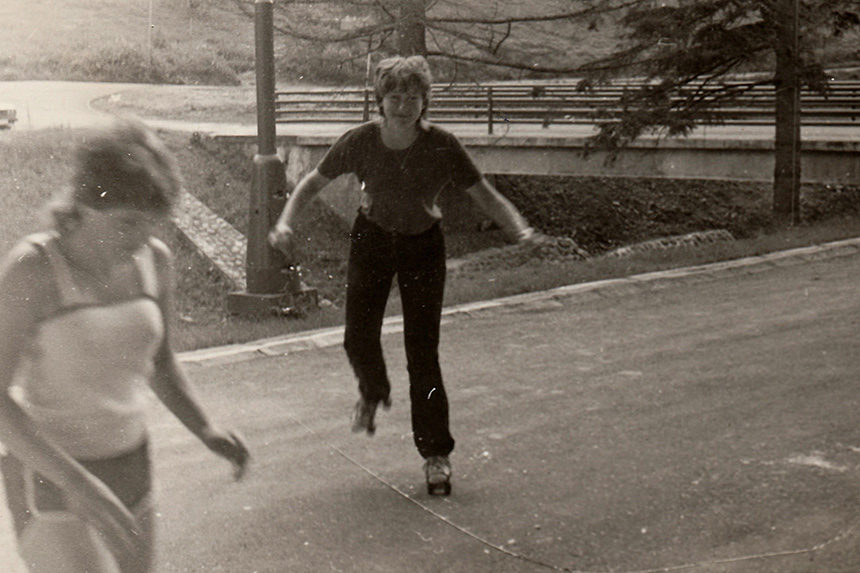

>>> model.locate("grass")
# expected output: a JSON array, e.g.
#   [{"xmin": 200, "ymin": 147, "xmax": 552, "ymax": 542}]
[
  {"xmin": 2, "ymin": 0, "xmax": 616, "ymax": 85},
  {"xmin": 94, "ymin": 85, "xmax": 258, "ymax": 124},
  {"xmin": 0, "ymin": 0, "xmax": 254, "ymax": 84},
  {"xmin": 3, "ymin": 128, "xmax": 858, "ymax": 352}
]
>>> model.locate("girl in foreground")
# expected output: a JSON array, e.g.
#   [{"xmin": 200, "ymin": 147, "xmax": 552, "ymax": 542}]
[{"xmin": 0, "ymin": 119, "xmax": 249, "ymax": 572}]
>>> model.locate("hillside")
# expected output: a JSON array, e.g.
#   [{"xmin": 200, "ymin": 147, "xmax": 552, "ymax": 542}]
[
  {"xmin": 160, "ymin": 131, "xmax": 860, "ymax": 310},
  {"xmin": 3, "ymin": 0, "xmax": 610, "ymax": 85},
  {"xmin": 2, "ymin": 126, "xmax": 859, "ymax": 352},
  {"xmin": 0, "ymin": 0, "xmax": 255, "ymax": 84},
  {"xmin": 7, "ymin": 0, "xmax": 857, "ymax": 87}
]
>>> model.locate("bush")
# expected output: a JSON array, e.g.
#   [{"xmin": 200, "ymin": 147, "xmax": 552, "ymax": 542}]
[
  {"xmin": 275, "ymin": 40, "xmax": 366, "ymax": 85},
  {"xmin": 70, "ymin": 44, "xmax": 169, "ymax": 83},
  {"xmin": 64, "ymin": 41, "xmax": 240, "ymax": 85}
]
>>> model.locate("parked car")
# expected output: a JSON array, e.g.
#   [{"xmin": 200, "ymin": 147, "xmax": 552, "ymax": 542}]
[{"xmin": 1, "ymin": 103, "xmax": 17, "ymax": 128}]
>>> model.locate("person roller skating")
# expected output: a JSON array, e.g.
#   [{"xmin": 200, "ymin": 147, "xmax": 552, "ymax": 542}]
[{"xmin": 269, "ymin": 56, "xmax": 544, "ymax": 495}]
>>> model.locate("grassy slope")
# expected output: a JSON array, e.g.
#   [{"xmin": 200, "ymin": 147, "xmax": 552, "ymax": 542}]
[
  {"xmin": 0, "ymin": 0, "xmax": 253, "ymax": 83},
  {"xmin": 5, "ymin": 0, "xmax": 857, "ymax": 86}
]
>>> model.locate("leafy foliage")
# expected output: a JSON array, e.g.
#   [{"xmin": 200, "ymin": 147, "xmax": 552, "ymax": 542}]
[{"xmin": 578, "ymin": 0, "xmax": 859, "ymax": 145}]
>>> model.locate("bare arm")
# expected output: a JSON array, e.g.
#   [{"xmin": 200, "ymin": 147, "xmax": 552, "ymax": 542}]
[
  {"xmin": 269, "ymin": 168, "xmax": 332, "ymax": 256},
  {"xmin": 149, "ymin": 342, "xmax": 214, "ymax": 443},
  {"xmin": 464, "ymin": 177, "xmax": 535, "ymax": 243},
  {"xmin": 148, "ymin": 241, "xmax": 249, "ymax": 477}
]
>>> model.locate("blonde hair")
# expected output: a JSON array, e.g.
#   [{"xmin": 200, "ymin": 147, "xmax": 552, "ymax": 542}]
[{"xmin": 374, "ymin": 55, "xmax": 433, "ymax": 118}]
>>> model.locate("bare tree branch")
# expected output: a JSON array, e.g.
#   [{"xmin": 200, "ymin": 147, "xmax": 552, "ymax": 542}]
[{"xmin": 429, "ymin": 0, "xmax": 642, "ymax": 25}]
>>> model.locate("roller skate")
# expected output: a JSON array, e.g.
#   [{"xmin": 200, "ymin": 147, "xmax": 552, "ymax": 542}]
[
  {"xmin": 351, "ymin": 396, "xmax": 391, "ymax": 436},
  {"xmin": 423, "ymin": 455, "xmax": 452, "ymax": 496}
]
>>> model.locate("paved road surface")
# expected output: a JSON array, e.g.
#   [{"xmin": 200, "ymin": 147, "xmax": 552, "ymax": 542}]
[
  {"xmin": 2, "ymin": 80, "xmax": 860, "ymax": 143},
  {"xmin": 0, "ymin": 81, "xmax": 141, "ymax": 130},
  {"xmin": 138, "ymin": 246, "xmax": 859, "ymax": 573}
]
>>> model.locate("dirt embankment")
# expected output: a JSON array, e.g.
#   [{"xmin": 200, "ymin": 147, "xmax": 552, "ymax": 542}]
[{"xmin": 495, "ymin": 176, "xmax": 860, "ymax": 255}]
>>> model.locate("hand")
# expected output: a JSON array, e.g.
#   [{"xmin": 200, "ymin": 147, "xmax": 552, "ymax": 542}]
[
  {"xmin": 202, "ymin": 427, "xmax": 250, "ymax": 480},
  {"xmin": 518, "ymin": 228, "xmax": 553, "ymax": 247},
  {"xmin": 518, "ymin": 231, "xmax": 590, "ymax": 259},
  {"xmin": 268, "ymin": 222, "xmax": 296, "ymax": 261},
  {"xmin": 64, "ymin": 473, "xmax": 142, "ymax": 560}
]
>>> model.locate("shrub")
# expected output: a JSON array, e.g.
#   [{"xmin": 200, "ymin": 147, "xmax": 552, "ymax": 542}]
[
  {"xmin": 65, "ymin": 41, "xmax": 240, "ymax": 85},
  {"xmin": 70, "ymin": 43, "xmax": 168, "ymax": 83}
]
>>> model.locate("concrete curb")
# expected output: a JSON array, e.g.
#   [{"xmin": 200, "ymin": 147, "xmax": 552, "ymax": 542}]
[{"xmin": 178, "ymin": 237, "xmax": 860, "ymax": 368}]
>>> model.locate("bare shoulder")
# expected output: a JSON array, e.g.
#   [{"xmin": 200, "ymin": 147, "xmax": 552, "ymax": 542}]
[
  {"xmin": 147, "ymin": 235, "xmax": 173, "ymax": 262},
  {"xmin": 0, "ymin": 236, "xmax": 57, "ymax": 320},
  {"xmin": 1, "ymin": 237, "xmax": 53, "ymax": 286},
  {"xmin": 146, "ymin": 237, "xmax": 175, "ymax": 281}
]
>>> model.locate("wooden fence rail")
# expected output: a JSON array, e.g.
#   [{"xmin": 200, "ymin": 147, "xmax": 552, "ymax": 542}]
[{"xmin": 275, "ymin": 80, "xmax": 860, "ymax": 134}]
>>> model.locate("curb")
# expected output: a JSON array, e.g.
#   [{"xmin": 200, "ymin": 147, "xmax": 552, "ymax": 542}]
[{"xmin": 178, "ymin": 237, "xmax": 860, "ymax": 368}]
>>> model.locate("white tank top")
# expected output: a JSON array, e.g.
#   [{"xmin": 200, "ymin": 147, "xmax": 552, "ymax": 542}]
[{"xmin": 14, "ymin": 233, "xmax": 165, "ymax": 460}]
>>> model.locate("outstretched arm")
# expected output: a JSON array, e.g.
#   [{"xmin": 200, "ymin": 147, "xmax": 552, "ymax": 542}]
[
  {"xmin": 149, "ymin": 343, "xmax": 249, "ymax": 478},
  {"xmin": 465, "ymin": 177, "xmax": 536, "ymax": 243},
  {"xmin": 148, "ymin": 241, "xmax": 250, "ymax": 478},
  {"xmin": 268, "ymin": 168, "xmax": 332, "ymax": 259}
]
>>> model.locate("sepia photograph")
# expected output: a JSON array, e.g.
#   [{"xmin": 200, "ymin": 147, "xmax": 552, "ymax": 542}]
[{"xmin": 1, "ymin": 1, "xmax": 858, "ymax": 571}]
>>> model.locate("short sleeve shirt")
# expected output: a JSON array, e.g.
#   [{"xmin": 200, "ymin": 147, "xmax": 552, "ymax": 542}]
[{"xmin": 317, "ymin": 121, "xmax": 482, "ymax": 235}]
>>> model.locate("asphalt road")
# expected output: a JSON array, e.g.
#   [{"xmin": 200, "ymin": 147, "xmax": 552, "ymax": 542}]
[
  {"xmin": 2, "ymin": 80, "xmax": 860, "ymax": 143},
  {"xmin": 139, "ymin": 246, "xmax": 859, "ymax": 573},
  {"xmin": 0, "ymin": 81, "xmax": 141, "ymax": 130}
]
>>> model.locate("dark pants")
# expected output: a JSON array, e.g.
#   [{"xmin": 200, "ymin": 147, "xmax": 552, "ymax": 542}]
[{"xmin": 344, "ymin": 213, "xmax": 455, "ymax": 458}]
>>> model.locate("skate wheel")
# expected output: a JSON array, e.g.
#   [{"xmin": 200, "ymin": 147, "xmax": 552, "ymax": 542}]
[{"xmin": 427, "ymin": 481, "xmax": 452, "ymax": 496}]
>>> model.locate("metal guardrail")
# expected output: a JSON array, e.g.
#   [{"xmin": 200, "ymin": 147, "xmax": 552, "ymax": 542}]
[{"xmin": 275, "ymin": 80, "xmax": 860, "ymax": 134}]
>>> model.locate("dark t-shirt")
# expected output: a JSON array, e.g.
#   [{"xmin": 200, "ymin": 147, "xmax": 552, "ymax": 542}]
[{"xmin": 317, "ymin": 121, "xmax": 482, "ymax": 234}]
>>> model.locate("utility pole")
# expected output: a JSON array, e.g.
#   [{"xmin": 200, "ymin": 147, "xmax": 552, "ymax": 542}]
[
  {"xmin": 363, "ymin": 34, "xmax": 373, "ymax": 122},
  {"xmin": 228, "ymin": 0, "xmax": 316, "ymax": 315},
  {"xmin": 148, "ymin": 0, "xmax": 154, "ymax": 70},
  {"xmin": 772, "ymin": 0, "xmax": 802, "ymax": 225}
]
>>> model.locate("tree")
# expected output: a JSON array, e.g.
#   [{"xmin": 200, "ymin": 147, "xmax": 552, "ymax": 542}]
[
  {"xmin": 398, "ymin": 0, "xmax": 427, "ymax": 56},
  {"xmin": 231, "ymin": 1, "xmax": 632, "ymax": 81},
  {"xmin": 579, "ymin": 0, "xmax": 860, "ymax": 224},
  {"xmin": 233, "ymin": 0, "xmax": 859, "ymax": 221}
]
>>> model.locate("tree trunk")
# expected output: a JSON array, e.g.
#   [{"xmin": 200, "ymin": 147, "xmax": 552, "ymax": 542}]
[
  {"xmin": 397, "ymin": 0, "xmax": 427, "ymax": 56},
  {"xmin": 772, "ymin": 0, "xmax": 802, "ymax": 225}
]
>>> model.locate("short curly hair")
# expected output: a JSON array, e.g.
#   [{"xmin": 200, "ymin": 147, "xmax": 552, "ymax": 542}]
[
  {"xmin": 374, "ymin": 55, "xmax": 433, "ymax": 119},
  {"xmin": 71, "ymin": 117, "xmax": 183, "ymax": 213}
]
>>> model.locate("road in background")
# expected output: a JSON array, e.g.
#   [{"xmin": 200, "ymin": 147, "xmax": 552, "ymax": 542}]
[
  {"xmin": 2, "ymin": 81, "xmax": 859, "ymax": 144},
  {"xmin": 0, "ymin": 81, "xmax": 141, "ymax": 130}
]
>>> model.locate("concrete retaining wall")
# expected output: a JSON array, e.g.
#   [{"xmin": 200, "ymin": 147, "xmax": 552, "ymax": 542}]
[{"xmin": 270, "ymin": 134, "xmax": 860, "ymax": 224}]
